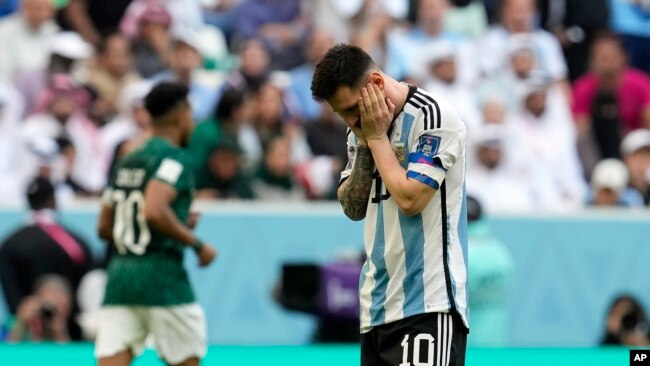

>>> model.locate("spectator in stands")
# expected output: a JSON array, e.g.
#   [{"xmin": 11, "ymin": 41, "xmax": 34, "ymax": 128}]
[
  {"xmin": 151, "ymin": 34, "xmax": 221, "ymax": 122},
  {"xmin": 538, "ymin": 0, "xmax": 609, "ymax": 81},
  {"xmin": 20, "ymin": 74, "xmax": 107, "ymax": 194},
  {"xmin": 196, "ymin": 139, "xmax": 255, "ymax": 199},
  {"xmin": 466, "ymin": 195, "xmax": 513, "ymax": 347},
  {"xmin": 610, "ymin": 0, "xmax": 650, "ymax": 75},
  {"xmin": 84, "ymin": 33, "xmax": 141, "ymax": 120},
  {"xmin": 253, "ymin": 82, "xmax": 311, "ymax": 165},
  {"xmin": 478, "ymin": 0, "xmax": 569, "ymax": 90},
  {"xmin": 223, "ymin": 38, "xmax": 272, "ymax": 95},
  {"xmin": 602, "ymin": 294, "xmax": 650, "ymax": 346},
  {"xmin": 509, "ymin": 79, "xmax": 586, "ymax": 209},
  {"xmin": 396, "ymin": 0, "xmax": 477, "ymax": 85},
  {"xmin": 129, "ymin": 2, "xmax": 173, "ymax": 78},
  {"xmin": 0, "ymin": 177, "xmax": 92, "ymax": 341},
  {"xmin": 231, "ymin": 0, "xmax": 308, "ymax": 70},
  {"xmin": 120, "ymin": 0, "xmax": 207, "ymax": 43},
  {"xmin": 420, "ymin": 40, "xmax": 481, "ymax": 131},
  {"xmin": 189, "ymin": 88, "xmax": 258, "ymax": 187},
  {"xmin": 0, "ymin": 0, "xmax": 59, "ymax": 81},
  {"xmin": 6, "ymin": 274, "xmax": 75, "ymax": 342},
  {"xmin": 349, "ymin": 1, "xmax": 410, "ymax": 82},
  {"xmin": 587, "ymin": 158, "xmax": 644, "ymax": 207},
  {"xmin": 288, "ymin": 30, "xmax": 334, "ymax": 123},
  {"xmin": 466, "ymin": 124, "xmax": 538, "ymax": 212},
  {"xmin": 14, "ymin": 31, "xmax": 93, "ymax": 116},
  {"xmin": 60, "ymin": 0, "xmax": 134, "ymax": 46},
  {"xmin": 252, "ymin": 135, "xmax": 305, "ymax": 201},
  {"xmin": 620, "ymin": 129, "xmax": 650, "ymax": 205},
  {"xmin": 573, "ymin": 33, "xmax": 650, "ymax": 163}
]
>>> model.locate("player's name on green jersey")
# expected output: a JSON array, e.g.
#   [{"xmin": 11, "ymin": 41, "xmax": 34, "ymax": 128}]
[{"xmin": 115, "ymin": 168, "xmax": 146, "ymax": 188}]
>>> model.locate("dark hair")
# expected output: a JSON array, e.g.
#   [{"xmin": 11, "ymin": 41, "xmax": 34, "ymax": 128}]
[
  {"xmin": 215, "ymin": 88, "xmax": 246, "ymax": 121},
  {"xmin": 96, "ymin": 33, "xmax": 127, "ymax": 55},
  {"xmin": 311, "ymin": 44, "xmax": 375, "ymax": 102},
  {"xmin": 26, "ymin": 177, "xmax": 55, "ymax": 211},
  {"xmin": 592, "ymin": 31, "xmax": 625, "ymax": 52},
  {"xmin": 144, "ymin": 82, "xmax": 189, "ymax": 118},
  {"xmin": 466, "ymin": 195, "xmax": 483, "ymax": 223}
]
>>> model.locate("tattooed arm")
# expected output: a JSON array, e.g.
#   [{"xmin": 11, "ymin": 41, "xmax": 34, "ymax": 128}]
[{"xmin": 338, "ymin": 144, "xmax": 375, "ymax": 221}]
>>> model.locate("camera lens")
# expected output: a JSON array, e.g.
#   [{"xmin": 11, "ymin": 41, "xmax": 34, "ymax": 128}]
[{"xmin": 40, "ymin": 304, "xmax": 56, "ymax": 320}]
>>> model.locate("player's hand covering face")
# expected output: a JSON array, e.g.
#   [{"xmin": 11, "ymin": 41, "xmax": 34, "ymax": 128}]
[{"xmin": 358, "ymin": 83, "xmax": 395, "ymax": 141}]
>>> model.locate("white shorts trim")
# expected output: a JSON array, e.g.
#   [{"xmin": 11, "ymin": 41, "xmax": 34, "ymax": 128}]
[{"xmin": 94, "ymin": 303, "xmax": 206, "ymax": 364}]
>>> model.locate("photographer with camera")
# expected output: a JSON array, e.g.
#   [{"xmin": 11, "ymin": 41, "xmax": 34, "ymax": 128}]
[
  {"xmin": 602, "ymin": 294, "xmax": 650, "ymax": 346},
  {"xmin": 7, "ymin": 274, "xmax": 73, "ymax": 342}
]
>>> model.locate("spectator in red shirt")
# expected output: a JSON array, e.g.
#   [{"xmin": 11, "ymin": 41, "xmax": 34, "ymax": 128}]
[{"xmin": 573, "ymin": 33, "xmax": 650, "ymax": 162}]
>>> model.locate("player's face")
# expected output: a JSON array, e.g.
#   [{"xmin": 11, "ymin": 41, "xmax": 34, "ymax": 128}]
[{"xmin": 328, "ymin": 86, "xmax": 363, "ymax": 128}]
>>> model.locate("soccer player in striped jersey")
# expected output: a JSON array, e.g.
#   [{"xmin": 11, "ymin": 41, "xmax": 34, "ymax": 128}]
[
  {"xmin": 95, "ymin": 83, "xmax": 217, "ymax": 366},
  {"xmin": 311, "ymin": 44, "xmax": 469, "ymax": 366}
]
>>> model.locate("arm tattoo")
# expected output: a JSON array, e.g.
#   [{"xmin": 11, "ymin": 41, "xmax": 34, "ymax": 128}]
[{"xmin": 339, "ymin": 145, "xmax": 374, "ymax": 221}]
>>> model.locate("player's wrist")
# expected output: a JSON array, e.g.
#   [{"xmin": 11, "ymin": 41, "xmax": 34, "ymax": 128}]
[{"xmin": 189, "ymin": 238, "xmax": 205, "ymax": 253}]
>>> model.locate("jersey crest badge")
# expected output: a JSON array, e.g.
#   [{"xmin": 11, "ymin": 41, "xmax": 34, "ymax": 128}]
[{"xmin": 393, "ymin": 142, "xmax": 405, "ymax": 162}]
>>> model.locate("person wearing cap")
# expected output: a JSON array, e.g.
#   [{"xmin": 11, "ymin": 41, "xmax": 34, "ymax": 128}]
[
  {"xmin": 466, "ymin": 124, "xmax": 537, "ymax": 212},
  {"xmin": 478, "ymin": 0, "xmax": 569, "ymax": 87},
  {"xmin": 13, "ymin": 31, "xmax": 93, "ymax": 116},
  {"xmin": 587, "ymin": 158, "xmax": 644, "ymax": 207},
  {"xmin": 621, "ymin": 129, "xmax": 650, "ymax": 205},
  {"xmin": 129, "ymin": 2, "xmax": 173, "ymax": 78},
  {"xmin": 394, "ymin": 0, "xmax": 478, "ymax": 86},
  {"xmin": 465, "ymin": 195, "xmax": 513, "ymax": 347},
  {"xmin": 19, "ymin": 74, "xmax": 107, "ymax": 194},
  {"xmin": 0, "ymin": 177, "xmax": 92, "ymax": 341},
  {"xmin": 507, "ymin": 75, "xmax": 587, "ymax": 209},
  {"xmin": 0, "ymin": 0, "xmax": 58, "ymax": 81},
  {"xmin": 421, "ymin": 39, "xmax": 481, "ymax": 132}
]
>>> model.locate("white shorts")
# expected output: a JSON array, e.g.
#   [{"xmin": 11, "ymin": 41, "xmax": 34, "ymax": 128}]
[{"xmin": 94, "ymin": 303, "xmax": 206, "ymax": 365}]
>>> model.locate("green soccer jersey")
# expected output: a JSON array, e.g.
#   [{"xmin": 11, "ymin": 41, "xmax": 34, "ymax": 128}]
[{"xmin": 102, "ymin": 137, "xmax": 196, "ymax": 306}]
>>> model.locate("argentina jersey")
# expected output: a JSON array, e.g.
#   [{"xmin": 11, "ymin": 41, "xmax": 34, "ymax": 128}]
[{"xmin": 340, "ymin": 85, "xmax": 469, "ymax": 332}]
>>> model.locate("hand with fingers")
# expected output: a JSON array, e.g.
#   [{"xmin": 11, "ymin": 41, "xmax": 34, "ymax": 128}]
[{"xmin": 358, "ymin": 83, "xmax": 396, "ymax": 142}]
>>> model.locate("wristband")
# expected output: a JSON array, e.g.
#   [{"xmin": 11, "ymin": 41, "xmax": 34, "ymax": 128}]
[{"xmin": 190, "ymin": 238, "xmax": 204, "ymax": 253}]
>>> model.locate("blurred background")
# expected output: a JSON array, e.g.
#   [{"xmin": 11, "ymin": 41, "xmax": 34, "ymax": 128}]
[{"xmin": 0, "ymin": 0, "xmax": 649, "ymax": 364}]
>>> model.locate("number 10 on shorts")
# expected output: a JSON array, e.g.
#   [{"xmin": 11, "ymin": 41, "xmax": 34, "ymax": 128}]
[{"xmin": 400, "ymin": 333, "xmax": 435, "ymax": 366}]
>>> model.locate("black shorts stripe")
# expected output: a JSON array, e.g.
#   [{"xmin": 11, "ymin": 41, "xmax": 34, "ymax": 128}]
[{"xmin": 440, "ymin": 182, "xmax": 456, "ymax": 316}]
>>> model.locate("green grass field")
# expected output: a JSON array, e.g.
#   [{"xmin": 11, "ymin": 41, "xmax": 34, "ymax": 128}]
[{"xmin": 0, "ymin": 344, "xmax": 634, "ymax": 366}]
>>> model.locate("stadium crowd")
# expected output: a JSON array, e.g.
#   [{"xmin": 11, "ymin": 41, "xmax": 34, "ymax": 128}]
[{"xmin": 0, "ymin": 0, "xmax": 649, "ymax": 212}]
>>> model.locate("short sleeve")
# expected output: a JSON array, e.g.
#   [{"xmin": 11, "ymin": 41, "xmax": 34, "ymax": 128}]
[
  {"xmin": 154, "ymin": 156, "xmax": 192, "ymax": 192},
  {"xmin": 406, "ymin": 98, "xmax": 466, "ymax": 190},
  {"xmin": 339, "ymin": 130, "xmax": 358, "ymax": 186}
]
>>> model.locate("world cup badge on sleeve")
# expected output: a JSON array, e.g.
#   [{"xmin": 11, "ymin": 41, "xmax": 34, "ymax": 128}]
[{"xmin": 393, "ymin": 142, "xmax": 405, "ymax": 162}]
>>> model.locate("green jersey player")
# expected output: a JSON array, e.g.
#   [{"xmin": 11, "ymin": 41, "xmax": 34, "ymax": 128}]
[{"xmin": 95, "ymin": 82, "xmax": 217, "ymax": 366}]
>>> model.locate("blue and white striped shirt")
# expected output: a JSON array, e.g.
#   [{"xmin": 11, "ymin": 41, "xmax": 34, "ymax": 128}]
[{"xmin": 341, "ymin": 86, "xmax": 469, "ymax": 332}]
